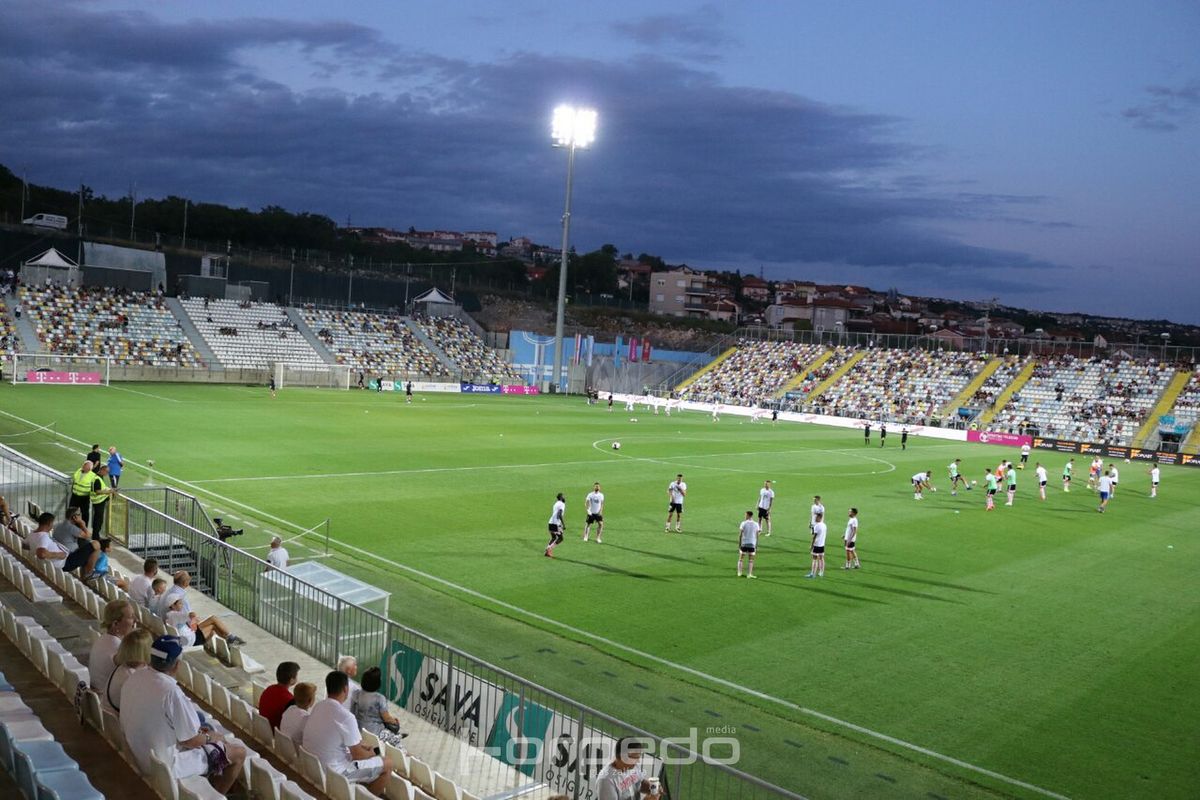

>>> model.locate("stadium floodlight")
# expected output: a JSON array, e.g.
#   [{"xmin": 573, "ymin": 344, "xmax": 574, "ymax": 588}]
[{"xmin": 549, "ymin": 105, "xmax": 597, "ymax": 393}]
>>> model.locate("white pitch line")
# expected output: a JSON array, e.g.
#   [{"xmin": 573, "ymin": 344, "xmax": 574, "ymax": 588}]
[
  {"xmin": 1, "ymin": 407, "xmax": 1070, "ymax": 799},
  {"xmin": 105, "ymin": 384, "xmax": 184, "ymax": 403}
]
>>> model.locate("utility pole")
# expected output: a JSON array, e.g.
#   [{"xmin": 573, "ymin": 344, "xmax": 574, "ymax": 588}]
[
  {"xmin": 981, "ymin": 297, "xmax": 997, "ymax": 353},
  {"xmin": 129, "ymin": 182, "xmax": 137, "ymax": 240},
  {"xmin": 182, "ymin": 199, "xmax": 189, "ymax": 250},
  {"xmin": 19, "ymin": 169, "xmax": 27, "ymax": 222}
]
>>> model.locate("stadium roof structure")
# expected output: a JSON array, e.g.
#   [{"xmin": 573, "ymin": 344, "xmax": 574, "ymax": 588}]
[
  {"xmin": 23, "ymin": 248, "xmax": 77, "ymax": 268},
  {"xmin": 267, "ymin": 559, "xmax": 391, "ymax": 616},
  {"xmin": 412, "ymin": 286, "xmax": 455, "ymax": 306}
]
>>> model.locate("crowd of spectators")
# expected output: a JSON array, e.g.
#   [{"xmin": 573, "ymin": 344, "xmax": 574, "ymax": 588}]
[
  {"xmin": 181, "ymin": 297, "xmax": 325, "ymax": 369},
  {"xmin": 1167, "ymin": 370, "xmax": 1200, "ymax": 431},
  {"xmin": 994, "ymin": 355, "xmax": 1175, "ymax": 444},
  {"xmin": 300, "ymin": 307, "xmax": 445, "ymax": 378},
  {"xmin": 969, "ymin": 355, "xmax": 1030, "ymax": 408},
  {"xmin": 682, "ymin": 340, "xmax": 825, "ymax": 407},
  {"xmin": 19, "ymin": 284, "xmax": 203, "ymax": 366},
  {"xmin": 411, "ymin": 314, "xmax": 522, "ymax": 382},
  {"xmin": 812, "ymin": 348, "xmax": 990, "ymax": 424}
]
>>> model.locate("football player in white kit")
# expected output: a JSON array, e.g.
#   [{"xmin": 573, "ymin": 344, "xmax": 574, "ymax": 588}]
[
  {"xmin": 842, "ymin": 508, "xmax": 860, "ymax": 570},
  {"xmin": 911, "ymin": 471, "xmax": 933, "ymax": 500},
  {"xmin": 756, "ymin": 480, "xmax": 775, "ymax": 536},
  {"xmin": 809, "ymin": 495, "xmax": 825, "ymax": 533},
  {"xmin": 1019, "ymin": 442, "xmax": 1031, "ymax": 469},
  {"xmin": 737, "ymin": 510, "xmax": 760, "ymax": 578},
  {"xmin": 544, "ymin": 493, "xmax": 566, "ymax": 557},
  {"xmin": 806, "ymin": 512, "xmax": 827, "ymax": 578},
  {"xmin": 665, "ymin": 474, "xmax": 687, "ymax": 532},
  {"xmin": 1035, "ymin": 462, "xmax": 1048, "ymax": 500},
  {"xmin": 1149, "ymin": 464, "xmax": 1160, "ymax": 498},
  {"xmin": 583, "ymin": 482, "xmax": 605, "ymax": 543}
]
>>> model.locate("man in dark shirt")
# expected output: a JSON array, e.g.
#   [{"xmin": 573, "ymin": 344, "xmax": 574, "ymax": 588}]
[{"xmin": 86, "ymin": 444, "xmax": 103, "ymax": 466}]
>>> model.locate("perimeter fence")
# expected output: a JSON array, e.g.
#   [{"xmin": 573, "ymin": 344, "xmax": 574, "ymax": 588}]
[{"xmin": 0, "ymin": 441, "xmax": 806, "ymax": 800}]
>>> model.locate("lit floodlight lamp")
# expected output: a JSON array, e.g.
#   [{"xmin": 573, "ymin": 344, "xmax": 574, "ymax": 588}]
[{"xmin": 552, "ymin": 105, "xmax": 597, "ymax": 149}]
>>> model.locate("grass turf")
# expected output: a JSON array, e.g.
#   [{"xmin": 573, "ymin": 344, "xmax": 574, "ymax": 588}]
[{"xmin": 1, "ymin": 382, "xmax": 1197, "ymax": 799}]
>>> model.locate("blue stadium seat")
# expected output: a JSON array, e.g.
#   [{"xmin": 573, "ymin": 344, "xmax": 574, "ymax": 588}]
[
  {"xmin": 35, "ymin": 766, "xmax": 105, "ymax": 800},
  {"xmin": 12, "ymin": 739, "xmax": 78, "ymax": 799}
]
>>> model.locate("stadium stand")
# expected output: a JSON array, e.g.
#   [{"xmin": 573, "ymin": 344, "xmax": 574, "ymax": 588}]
[
  {"xmin": 1166, "ymin": 370, "xmax": 1200, "ymax": 430},
  {"xmin": 18, "ymin": 285, "xmax": 204, "ymax": 366},
  {"xmin": 411, "ymin": 314, "xmax": 521, "ymax": 382},
  {"xmin": 970, "ymin": 355, "xmax": 1031, "ymax": 408},
  {"xmin": 787, "ymin": 347, "xmax": 858, "ymax": 408},
  {"xmin": 300, "ymin": 307, "xmax": 446, "ymax": 379},
  {"xmin": 681, "ymin": 339, "xmax": 825, "ymax": 406},
  {"xmin": 992, "ymin": 356, "xmax": 1175, "ymax": 444},
  {"xmin": 181, "ymin": 298, "xmax": 326, "ymax": 370},
  {"xmin": 0, "ymin": 299, "xmax": 15, "ymax": 353},
  {"xmin": 811, "ymin": 348, "xmax": 991, "ymax": 424}
]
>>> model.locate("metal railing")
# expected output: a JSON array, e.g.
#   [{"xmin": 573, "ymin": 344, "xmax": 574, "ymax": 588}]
[{"xmin": 0, "ymin": 442, "xmax": 804, "ymax": 799}]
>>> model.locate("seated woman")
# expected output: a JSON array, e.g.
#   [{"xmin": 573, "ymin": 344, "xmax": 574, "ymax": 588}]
[
  {"xmin": 165, "ymin": 596, "xmax": 236, "ymax": 648},
  {"xmin": 279, "ymin": 682, "xmax": 317, "ymax": 742},
  {"xmin": 352, "ymin": 666, "xmax": 408, "ymax": 746},
  {"xmin": 106, "ymin": 628, "xmax": 153, "ymax": 712}
]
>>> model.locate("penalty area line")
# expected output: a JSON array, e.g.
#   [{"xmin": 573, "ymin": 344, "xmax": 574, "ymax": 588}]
[{"xmin": 6, "ymin": 408, "xmax": 1068, "ymax": 800}]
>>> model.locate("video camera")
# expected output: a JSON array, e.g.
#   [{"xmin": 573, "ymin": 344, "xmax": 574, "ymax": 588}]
[{"xmin": 211, "ymin": 517, "xmax": 245, "ymax": 542}]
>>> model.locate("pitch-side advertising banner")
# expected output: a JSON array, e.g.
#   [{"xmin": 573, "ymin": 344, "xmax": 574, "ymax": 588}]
[
  {"xmin": 502, "ymin": 385, "xmax": 540, "ymax": 395},
  {"xmin": 967, "ymin": 431, "xmax": 1032, "ymax": 447},
  {"xmin": 25, "ymin": 371, "xmax": 101, "ymax": 384},
  {"xmin": 461, "ymin": 382, "xmax": 503, "ymax": 394}
]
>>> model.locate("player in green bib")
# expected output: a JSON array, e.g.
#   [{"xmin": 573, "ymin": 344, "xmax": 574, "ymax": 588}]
[
  {"xmin": 948, "ymin": 459, "xmax": 970, "ymax": 495},
  {"xmin": 1062, "ymin": 458, "xmax": 1074, "ymax": 493},
  {"xmin": 985, "ymin": 470, "xmax": 999, "ymax": 511}
]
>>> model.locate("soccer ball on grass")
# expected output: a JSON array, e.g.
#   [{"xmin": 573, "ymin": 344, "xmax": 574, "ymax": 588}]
[{"xmin": 612, "ymin": 442, "xmax": 621, "ymax": 450}]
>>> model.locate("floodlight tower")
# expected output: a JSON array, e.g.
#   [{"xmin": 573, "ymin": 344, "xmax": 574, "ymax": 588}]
[{"xmin": 549, "ymin": 105, "xmax": 597, "ymax": 393}]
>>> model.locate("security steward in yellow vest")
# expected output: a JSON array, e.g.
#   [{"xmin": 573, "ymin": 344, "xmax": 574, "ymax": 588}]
[
  {"xmin": 69, "ymin": 461, "xmax": 95, "ymax": 526},
  {"xmin": 90, "ymin": 464, "xmax": 117, "ymax": 539}
]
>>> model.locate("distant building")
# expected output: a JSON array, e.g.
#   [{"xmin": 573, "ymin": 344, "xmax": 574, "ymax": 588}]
[
  {"xmin": 740, "ymin": 275, "xmax": 770, "ymax": 302},
  {"xmin": 765, "ymin": 299, "xmax": 813, "ymax": 329},
  {"xmin": 649, "ymin": 267, "xmax": 712, "ymax": 318}
]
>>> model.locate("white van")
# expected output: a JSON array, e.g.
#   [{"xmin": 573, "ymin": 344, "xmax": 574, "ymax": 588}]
[{"xmin": 23, "ymin": 213, "xmax": 68, "ymax": 230}]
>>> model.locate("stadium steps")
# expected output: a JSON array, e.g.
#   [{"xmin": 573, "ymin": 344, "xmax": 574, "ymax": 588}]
[
  {"xmin": 773, "ymin": 349, "xmax": 834, "ymax": 399},
  {"xmin": 285, "ymin": 306, "xmax": 338, "ymax": 364},
  {"xmin": 1133, "ymin": 369, "xmax": 1194, "ymax": 448},
  {"xmin": 405, "ymin": 318, "xmax": 461, "ymax": 375},
  {"xmin": 939, "ymin": 356, "xmax": 1003, "ymax": 418},
  {"xmin": 3, "ymin": 294, "xmax": 45, "ymax": 354},
  {"xmin": 674, "ymin": 345, "xmax": 738, "ymax": 392},
  {"xmin": 978, "ymin": 358, "xmax": 1038, "ymax": 427},
  {"xmin": 126, "ymin": 532, "xmax": 213, "ymax": 596},
  {"xmin": 165, "ymin": 296, "xmax": 220, "ymax": 366},
  {"xmin": 802, "ymin": 350, "xmax": 867, "ymax": 405}
]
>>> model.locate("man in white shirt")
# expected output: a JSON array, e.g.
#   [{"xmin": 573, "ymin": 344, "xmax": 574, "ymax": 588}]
[
  {"xmin": 128, "ymin": 557, "xmax": 159, "ymax": 608},
  {"xmin": 593, "ymin": 737, "xmax": 662, "ymax": 800},
  {"xmin": 756, "ymin": 481, "xmax": 774, "ymax": 536},
  {"xmin": 304, "ymin": 670, "xmax": 392, "ymax": 795},
  {"xmin": 1097, "ymin": 470, "xmax": 1113, "ymax": 513},
  {"xmin": 28, "ymin": 512, "xmax": 68, "ymax": 564},
  {"xmin": 911, "ymin": 471, "xmax": 932, "ymax": 500},
  {"xmin": 336, "ymin": 655, "xmax": 361, "ymax": 710},
  {"xmin": 121, "ymin": 636, "xmax": 247, "ymax": 794},
  {"xmin": 842, "ymin": 508, "xmax": 860, "ymax": 570},
  {"xmin": 665, "ymin": 474, "xmax": 686, "ymax": 533},
  {"xmin": 736, "ymin": 511, "xmax": 760, "ymax": 579},
  {"xmin": 1019, "ymin": 443, "xmax": 1031, "ymax": 469},
  {"xmin": 583, "ymin": 483, "xmax": 605, "ymax": 543},
  {"xmin": 265, "ymin": 536, "xmax": 290, "ymax": 572},
  {"xmin": 1108, "ymin": 464, "xmax": 1119, "ymax": 496},
  {"xmin": 1035, "ymin": 463, "xmax": 1049, "ymax": 501},
  {"xmin": 545, "ymin": 493, "xmax": 566, "ymax": 557},
  {"xmin": 1149, "ymin": 465, "xmax": 1160, "ymax": 498},
  {"xmin": 806, "ymin": 512, "xmax": 827, "ymax": 578},
  {"xmin": 809, "ymin": 495, "xmax": 825, "ymax": 533}
]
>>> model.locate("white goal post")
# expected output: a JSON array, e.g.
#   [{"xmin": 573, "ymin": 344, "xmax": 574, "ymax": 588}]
[
  {"xmin": 273, "ymin": 362, "xmax": 352, "ymax": 390},
  {"xmin": 9, "ymin": 353, "xmax": 112, "ymax": 386}
]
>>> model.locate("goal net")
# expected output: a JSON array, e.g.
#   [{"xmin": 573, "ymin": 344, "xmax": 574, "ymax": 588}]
[
  {"xmin": 9, "ymin": 353, "xmax": 112, "ymax": 386},
  {"xmin": 273, "ymin": 362, "xmax": 352, "ymax": 390}
]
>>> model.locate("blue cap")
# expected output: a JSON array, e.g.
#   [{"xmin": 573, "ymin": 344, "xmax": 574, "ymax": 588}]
[{"xmin": 150, "ymin": 635, "xmax": 184, "ymax": 666}]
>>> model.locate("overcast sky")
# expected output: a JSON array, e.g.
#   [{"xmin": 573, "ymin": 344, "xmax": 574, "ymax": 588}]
[{"xmin": 2, "ymin": 1, "xmax": 1197, "ymax": 322}]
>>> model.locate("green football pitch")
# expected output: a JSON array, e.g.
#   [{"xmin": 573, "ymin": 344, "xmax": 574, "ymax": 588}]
[{"xmin": 1, "ymin": 383, "xmax": 1197, "ymax": 800}]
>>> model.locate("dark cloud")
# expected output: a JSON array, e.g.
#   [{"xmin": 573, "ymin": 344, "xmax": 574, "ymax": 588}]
[
  {"xmin": 610, "ymin": 4, "xmax": 732, "ymax": 58},
  {"xmin": 0, "ymin": 2, "xmax": 1071, "ymax": 291},
  {"xmin": 1121, "ymin": 79, "xmax": 1200, "ymax": 131}
]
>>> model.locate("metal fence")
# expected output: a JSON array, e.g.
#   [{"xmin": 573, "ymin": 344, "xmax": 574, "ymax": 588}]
[{"xmin": 0, "ymin": 443, "xmax": 804, "ymax": 799}]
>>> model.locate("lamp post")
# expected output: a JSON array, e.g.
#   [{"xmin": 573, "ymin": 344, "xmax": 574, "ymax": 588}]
[
  {"xmin": 549, "ymin": 105, "xmax": 597, "ymax": 393},
  {"xmin": 1161, "ymin": 332, "xmax": 1170, "ymax": 361}
]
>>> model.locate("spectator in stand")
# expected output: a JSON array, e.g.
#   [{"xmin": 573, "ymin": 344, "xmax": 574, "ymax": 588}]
[
  {"xmin": 120, "ymin": 635, "xmax": 248, "ymax": 795},
  {"xmin": 259, "ymin": 661, "xmax": 301, "ymax": 729},
  {"xmin": 279, "ymin": 681, "xmax": 317, "ymax": 742},
  {"xmin": 303, "ymin": 670, "xmax": 393, "ymax": 797},
  {"xmin": 148, "ymin": 578, "xmax": 170, "ymax": 618},
  {"xmin": 91, "ymin": 538, "xmax": 127, "ymax": 589},
  {"xmin": 107, "ymin": 445, "xmax": 125, "ymax": 488},
  {"xmin": 594, "ymin": 737, "xmax": 662, "ymax": 799},
  {"xmin": 163, "ymin": 570, "xmax": 246, "ymax": 645},
  {"xmin": 0, "ymin": 495, "xmax": 10, "ymax": 529},
  {"xmin": 128, "ymin": 557, "xmax": 159, "ymax": 607},
  {"xmin": 51, "ymin": 506, "xmax": 101, "ymax": 577},
  {"xmin": 104, "ymin": 628, "xmax": 152, "ymax": 712},
  {"xmin": 165, "ymin": 596, "xmax": 236, "ymax": 649},
  {"xmin": 337, "ymin": 655, "xmax": 361, "ymax": 709},
  {"xmin": 265, "ymin": 536, "xmax": 289, "ymax": 572},
  {"xmin": 352, "ymin": 666, "xmax": 408, "ymax": 746},
  {"xmin": 90, "ymin": 598, "xmax": 136, "ymax": 693},
  {"xmin": 28, "ymin": 511, "xmax": 68, "ymax": 564}
]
